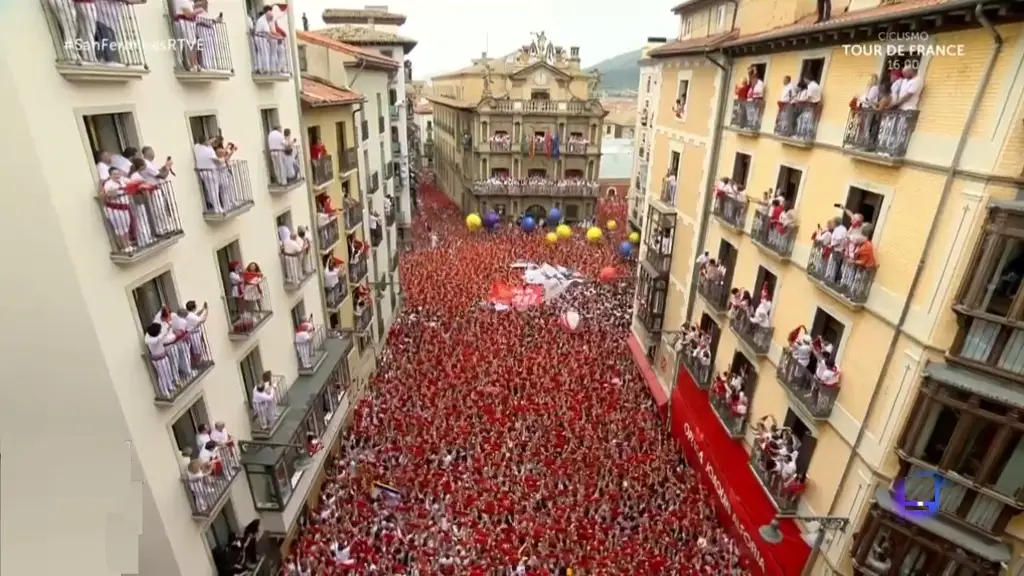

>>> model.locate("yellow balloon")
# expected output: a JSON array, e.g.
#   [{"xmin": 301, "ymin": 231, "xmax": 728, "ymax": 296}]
[
  {"xmin": 606, "ymin": 220, "xmax": 618, "ymax": 231},
  {"xmin": 545, "ymin": 232, "xmax": 558, "ymax": 244},
  {"xmin": 628, "ymin": 232, "xmax": 641, "ymax": 244},
  {"xmin": 466, "ymin": 213, "xmax": 482, "ymax": 231},
  {"xmin": 586, "ymin": 227, "xmax": 603, "ymax": 243},
  {"xmin": 556, "ymin": 224, "xmax": 572, "ymax": 239}
]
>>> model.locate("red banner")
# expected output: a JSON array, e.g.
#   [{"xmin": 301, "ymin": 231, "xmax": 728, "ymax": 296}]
[{"xmin": 488, "ymin": 282, "xmax": 545, "ymax": 310}]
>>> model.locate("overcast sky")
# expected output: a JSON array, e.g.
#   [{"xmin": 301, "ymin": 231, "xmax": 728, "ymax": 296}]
[{"xmin": 294, "ymin": 0, "xmax": 680, "ymax": 80}]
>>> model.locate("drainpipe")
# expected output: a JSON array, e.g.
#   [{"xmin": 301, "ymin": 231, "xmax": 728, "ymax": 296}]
[{"xmin": 810, "ymin": 5, "xmax": 1002, "ymax": 574}]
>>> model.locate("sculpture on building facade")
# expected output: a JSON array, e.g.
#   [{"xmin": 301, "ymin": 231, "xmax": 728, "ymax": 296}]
[
  {"xmin": 587, "ymin": 69, "xmax": 602, "ymax": 96},
  {"xmin": 481, "ymin": 62, "xmax": 493, "ymax": 96}
]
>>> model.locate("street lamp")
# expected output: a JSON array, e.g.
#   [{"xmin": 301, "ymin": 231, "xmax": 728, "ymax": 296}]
[{"xmin": 758, "ymin": 515, "xmax": 850, "ymax": 576}]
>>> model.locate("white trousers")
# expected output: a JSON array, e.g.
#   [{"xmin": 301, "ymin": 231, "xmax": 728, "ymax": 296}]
[{"xmin": 74, "ymin": 2, "xmax": 98, "ymax": 62}]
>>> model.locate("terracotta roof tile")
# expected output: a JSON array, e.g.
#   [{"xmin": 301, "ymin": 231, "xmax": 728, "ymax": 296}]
[
  {"xmin": 647, "ymin": 30, "xmax": 739, "ymax": 57},
  {"xmin": 321, "ymin": 8, "xmax": 407, "ymax": 25},
  {"xmin": 301, "ymin": 76, "xmax": 364, "ymax": 107},
  {"xmin": 297, "ymin": 30, "xmax": 400, "ymax": 69}
]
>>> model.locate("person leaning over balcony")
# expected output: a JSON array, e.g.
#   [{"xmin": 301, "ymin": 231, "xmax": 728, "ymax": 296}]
[
  {"xmin": 184, "ymin": 300, "xmax": 209, "ymax": 360},
  {"xmin": 795, "ymin": 76, "xmax": 822, "ymax": 134},
  {"xmin": 295, "ymin": 315, "xmax": 317, "ymax": 369},
  {"xmin": 185, "ymin": 459, "xmax": 214, "ymax": 509},
  {"xmin": 283, "ymin": 128, "xmax": 302, "ymax": 180},
  {"xmin": 252, "ymin": 370, "xmax": 279, "ymax": 428},
  {"xmin": 210, "ymin": 423, "xmax": 237, "ymax": 471},
  {"xmin": 323, "ymin": 258, "xmax": 341, "ymax": 298},
  {"xmin": 196, "ymin": 423, "xmax": 212, "ymax": 449},
  {"xmin": 194, "ymin": 0, "xmax": 221, "ymax": 70},
  {"xmin": 172, "ymin": 0, "xmax": 199, "ymax": 71},
  {"xmin": 252, "ymin": 6, "xmax": 275, "ymax": 74},
  {"xmin": 111, "ymin": 146, "xmax": 136, "ymax": 174},
  {"xmin": 144, "ymin": 320, "xmax": 180, "ymax": 398},
  {"xmin": 140, "ymin": 146, "xmax": 174, "ymax": 184},
  {"xmin": 281, "ymin": 230, "xmax": 304, "ymax": 282}
]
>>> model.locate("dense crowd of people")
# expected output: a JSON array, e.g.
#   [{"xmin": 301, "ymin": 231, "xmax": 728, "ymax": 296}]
[{"xmin": 279, "ymin": 183, "xmax": 751, "ymax": 575}]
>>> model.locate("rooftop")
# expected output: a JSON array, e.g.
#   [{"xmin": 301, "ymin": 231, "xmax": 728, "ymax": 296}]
[
  {"xmin": 301, "ymin": 76, "xmax": 364, "ymax": 107},
  {"xmin": 321, "ymin": 7, "xmax": 407, "ymax": 25},
  {"xmin": 297, "ymin": 30, "xmax": 400, "ymax": 70},
  {"xmin": 315, "ymin": 25, "xmax": 418, "ymax": 53},
  {"xmin": 413, "ymin": 101, "xmax": 433, "ymax": 115}
]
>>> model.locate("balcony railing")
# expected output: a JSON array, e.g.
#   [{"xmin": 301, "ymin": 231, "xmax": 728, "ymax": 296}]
[
  {"xmin": 348, "ymin": 254, "xmax": 368, "ymax": 283},
  {"xmin": 750, "ymin": 210, "xmax": 797, "ymax": 259},
  {"xmin": 384, "ymin": 162, "xmax": 395, "ymax": 180},
  {"xmin": 773, "ymin": 102, "xmax": 820, "ymax": 143},
  {"xmin": 644, "ymin": 238, "xmax": 673, "ymax": 275},
  {"xmin": 710, "ymin": 374, "xmax": 751, "ymax": 437},
  {"xmin": 325, "ymin": 275, "xmax": 349, "ymax": 309},
  {"xmin": 248, "ymin": 33, "xmax": 292, "ymax": 78},
  {"xmin": 317, "ymin": 215, "xmax": 341, "ymax": 253},
  {"xmin": 777, "ymin": 348, "xmax": 840, "ymax": 420},
  {"xmin": 711, "ymin": 194, "xmax": 748, "ymax": 230},
  {"xmin": 730, "ymin": 308, "xmax": 773, "ymax": 355},
  {"xmin": 170, "ymin": 19, "xmax": 233, "ymax": 77},
  {"xmin": 950, "ymin": 314, "xmax": 1024, "ymax": 380},
  {"xmin": 251, "ymin": 374, "xmax": 289, "ymax": 436},
  {"xmin": 225, "ymin": 277, "xmax": 272, "ymax": 338},
  {"xmin": 267, "ymin": 150, "xmax": 303, "ymax": 190},
  {"xmin": 491, "ymin": 100, "xmax": 592, "ymax": 114},
  {"xmin": 344, "ymin": 202, "xmax": 363, "ymax": 231},
  {"xmin": 146, "ymin": 325, "xmax": 215, "ymax": 403},
  {"xmin": 471, "ymin": 182, "xmax": 600, "ymax": 197},
  {"xmin": 901, "ymin": 463, "xmax": 1008, "ymax": 534},
  {"xmin": 487, "ymin": 138, "xmax": 513, "ymax": 152},
  {"xmin": 247, "ymin": 531, "xmax": 282, "ymax": 576},
  {"xmin": 697, "ymin": 277, "xmax": 729, "ymax": 314},
  {"xmin": 354, "ymin": 305, "xmax": 373, "ymax": 333},
  {"xmin": 97, "ymin": 181, "xmax": 185, "ymax": 263},
  {"xmin": 182, "ymin": 444, "xmax": 240, "ymax": 517},
  {"xmin": 390, "ymin": 252, "xmax": 399, "ymax": 272},
  {"xmin": 749, "ymin": 440, "xmax": 801, "ymax": 513},
  {"xmin": 660, "ymin": 178, "xmax": 676, "ymax": 207},
  {"xmin": 296, "ymin": 325, "xmax": 328, "ymax": 374},
  {"xmin": 370, "ymin": 226, "xmax": 383, "ymax": 248},
  {"xmin": 385, "ymin": 207, "xmax": 396, "ymax": 228},
  {"xmin": 842, "ymin": 108, "xmax": 919, "ymax": 160},
  {"xmin": 340, "ymin": 147, "xmax": 357, "ymax": 173},
  {"xmin": 565, "ymin": 140, "xmax": 589, "ymax": 154},
  {"xmin": 280, "ymin": 249, "xmax": 315, "ymax": 290},
  {"xmin": 311, "ymin": 156, "xmax": 334, "ymax": 187},
  {"xmin": 681, "ymin": 348, "xmax": 713, "ymax": 390},
  {"xmin": 367, "ymin": 172, "xmax": 380, "ymax": 194},
  {"xmin": 197, "ymin": 160, "xmax": 254, "ymax": 221},
  {"xmin": 806, "ymin": 243, "xmax": 876, "ymax": 305},
  {"xmin": 43, "ymin": 0, "xmax": 148, "ymax": 75},
  {"xmin": 730, "ymin": 99, "xmax": 764, "ymax": 133}
]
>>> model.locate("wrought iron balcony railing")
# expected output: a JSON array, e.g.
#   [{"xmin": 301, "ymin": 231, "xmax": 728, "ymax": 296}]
[
  {"xmin": 776, "ymin": 348, "xmax": 840, "ymax": 420},
  {"xmin": 659, "ymin": 178, "xmax": 675, "ymax": 207},
  {"xmin": 565, "ymin": 141, "xmax": 589, "ymax": 155},
  {"xmin": 806, "ymin": 243, "xmax": 876, "ymax": 305},
  {"xmin": 710, "ymin": 374, "xmax": 752, "ymax": 437},
  {"xmin": 370, "ymin": 227, "xmax": 383, "ymax": 248},
  {"xmin": 280, "ymin": 249, "xmax": 315, "ymax": 290},
  {"xmin": 225, "ymin": 277, "xmax": 272, "ymax": 339},
  {"xmin": 324, "ymin": 276, "xmax": 349, "ymax": 309},
  {"xmin": 295, "ymin": 325, "xmax": 328, "ymax": 375},
  {"xmin": 311, "ymin": 156, "xmax": 334, "ymax": 187},
  {"xmin": 340, "ymin": 147, "xmax": 358, "ymax": 173},
  {"xmin": 250, "ymin": 374, "xmax": 289, "ymax": 436},
  {"xmin": 681, "ymin": 348, "xmax": 713, "ymax": 390},
  {"xmin": 348, "ymin": 254, "xmax": 368, "ymax": 283},
  {"xmin": 317, "ymin": 215, "xmax": 341, "ymax": 252},
  {"xmin": 197, "ymin": 160, "xmax": 254, "ymax": 221},
  {"xmin": 145, "ymin": 324, "xmax": 215, "ymax": 403},
  {"xmin": 774, "ymin": 102, "xmax": 820, "ymax": 143},
  {"xmin": 487, "ymin": 138, "xmax": 513, "ymax": 152},
  {"xmin": 267, "ymin": 150, "xmax": 303, "ymax": 190},
  {"xmin": 843, "ymin": 108, "xmax": 919, "ymax": 160},
  {"xmin": 182, "ymin": 443, "xmax": 241, "ymax": 517},
  {"xmin": 97, "ymin": 180, "xmax": 185, "ymax": 264},
  {"xmin": 711, "ymin": 193, "xmax": 748, "ymax": 230},
  {"xmin": 697, "ymin": 277, "xmax": 729, "ymax": 314},
  {"xmin": 385, "ymin": 208, "xmax": 396, "ymax": 227},
  {"xmin": 749, "ymin": 441, "xmax": 801, "ymax": 513},
  {"xmin": 730, "ymin": 99, "xmax": 764, "ymax": 133},
  {"xmin": 170, "ymin": 18, "xmax": 233, "ymax": 77},
  {"xmin": 367, "ymin": 172, "xmax": 380, "ymax": 194},
  {"xmin": 42, "ymin": 0, "xmax": 148, "ymax": 76},
  {"xmin": 248, "ymin": 33, "xmax": 292, "ymax": 78},
  {"xmin": 730, "ymin": 308, "xmax": 773, "ymax": 355},
  {"xmin": 354, "ymin": 305, "xmax": 373, "ymax": 333},
  {"xmin": 750, "ymin": 210, "xmax": 797, "ymax": 259},
  {"xmin": 471, "ymin": 182, "xmax": 600, "ymax": 197},
  {"xmin": 344, "ymin": 202, "xmax": 363, "ymax": 231}
]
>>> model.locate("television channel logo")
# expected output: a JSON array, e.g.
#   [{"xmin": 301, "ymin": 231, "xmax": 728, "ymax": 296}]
[{"xmin": 893, "ymin": 469, "xmax": 943, "ymax": 518}]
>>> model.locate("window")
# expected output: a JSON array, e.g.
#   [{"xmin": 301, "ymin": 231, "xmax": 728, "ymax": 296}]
[
  {"xmin": 605, "ymin": 126, "xmax": 613, "ymax": 135},
  {"xmin": 717, "ymin": 238, "xmax": 737, "ymax": 279},
  {"xmin": 783, "ymin": 409, "xmax": 817, "ymax": 476},
  {"xmin": 799, "ymin": 57, "xmax": 825, "ymax": 84},
  {"xmin": 291, "ymin": 299, "xmax": 307, "ymax": 330},
  {"xmin": 239, "ymin": 347, "xmax": 264, "ymax": 403},
  {"xmin": 565, "ymin": 204, "xmax": 580, "ymax": 223},
  {"xmin": 753, "ymin": 266, "xmax": 777, "ymax": 308},
  {"xmin": 307, "ymin": 125, "xmax": 321, "ymax": 148},
  {"xmin": 84, "ymin": 112, "xmax": 139, "ymax": 161},
  {"xmin": 959, "ymin": 220, "xmax": 1024, "ymax": 317},
  {"xmin": 681, "ymin": 17, "xmax": 693, "ymax": 38},
  {"xmin": 170, "ymin": 398, "xmax": 209, "ymax": 455},
  {"xmin": 132, "ymin": 272, "xmax": 179, "ymax": 330},
  {"xmin": 669, "ymin": 151, "xmax": 681, "ymax": 175},
  {"xmin": 426, "ymin": 120, "xmax": 432, "ymax": 130},
  {"xmin": 203, "ymin": 501, "xmax": 239, "ymax": 555},
  {"xmin": 215, "ymin": 241, "xmax": 243, "ymax": 298},
  {"xmin": 259, "ymin": 108, "xmax": 279, "ymax": 135},
  {"xmin": 749, "ymin": 63, "xmax": 767, "ymax": 82},
  {"xmin": 716, "ymin": 4, "xmax": 727, "ymax": 28},
  {"xmin": 676, "ymin": 80, "xmax": 690, "ymax": 116},
  {"xmin": 775, "ymin": 165, "xmax": 803, "ymax": 206},
  {"xmin": 810, "ymin": 307, "xmax": 845, "ymax": 358},
  {"xmin": 845, "ymin": 187, "xmax": 884, "ymax": 239},
  {"xmin": 699, "ymin": 313, "xmax": 721, "ymax": 355},
  {"xmin": 729, "ymin": 350, "xmax": 756, "ymax": 393},
  {"xmin": 531, "ymin": 90, "xmax": 550, "ymax": 101},
  {"xmin": 381, "ymin": 49, "xmax": 393, "ymax": 58},
  {"xmin": 276, "ymin": 210, "xmax": 292, "ymax": 231},
  {"xmin": 645, "ymin": 76, "xmax": 651, "ymax": 93},
  {"xmin": 732, "ymin": 152, "xmax": 751, "ymax": 189},
  {"xmin": 298, "ymin": 45, "xmax": 307, "ymax": 72}
]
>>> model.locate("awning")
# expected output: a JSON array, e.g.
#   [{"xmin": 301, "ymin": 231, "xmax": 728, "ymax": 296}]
[
  {"xmin": 670, "ymin": 368, "xmax": 810, "ymax": 576},
  {"xmin": 627, "ymin": 333, "xmax": 669, "ymax": 415}
]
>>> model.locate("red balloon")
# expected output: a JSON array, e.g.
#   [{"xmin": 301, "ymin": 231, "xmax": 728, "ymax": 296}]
[{"xmin": 599, "ymin": 267, "xmax": 618, "ymax": 283}]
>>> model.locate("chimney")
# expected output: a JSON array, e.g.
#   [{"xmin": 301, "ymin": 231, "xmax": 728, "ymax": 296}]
[
  {"xmin": 568, "ymin": 46, "xmax": 580, "ymax": 70},
  {"xmin": 301, "ymin": 12, "xmax": 309, "ymax": 31}
]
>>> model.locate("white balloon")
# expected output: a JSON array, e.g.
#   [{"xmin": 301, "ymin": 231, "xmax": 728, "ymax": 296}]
[{"xmin": 561, "ymin": 310, "xmax": 580, "ymax": 331}]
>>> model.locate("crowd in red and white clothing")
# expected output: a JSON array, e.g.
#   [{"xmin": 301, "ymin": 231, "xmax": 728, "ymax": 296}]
[
  {"xmin": 808, "ymin": 209, "xmax": 878, "ymax": 295},
  {"xmin": 280, "ymin": 183, "xmax": 751, "ymax": 575}
]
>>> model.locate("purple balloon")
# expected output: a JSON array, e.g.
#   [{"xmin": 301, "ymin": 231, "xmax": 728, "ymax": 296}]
[{"xmin": 484, "ymin": 211, "xmax": 500, "ymax": 229}]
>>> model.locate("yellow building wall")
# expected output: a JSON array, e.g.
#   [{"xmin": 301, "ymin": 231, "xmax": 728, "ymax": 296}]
[{"xmin": 655, "ymin": 60, "xmax": 718, "ymax": 136}]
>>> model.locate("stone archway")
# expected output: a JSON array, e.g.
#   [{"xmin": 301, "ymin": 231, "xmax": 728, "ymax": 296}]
[
  {"xmin": 606, "ymin": 186, "xmax": 618, "ymax": 198},
  {"xmin": 524, "ymin": 204, "xmax": 548, "ymax": 222}
]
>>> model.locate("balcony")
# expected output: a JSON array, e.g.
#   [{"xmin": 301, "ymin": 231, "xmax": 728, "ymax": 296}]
[
  {"xmin": 565, "ymin": 140, "xmax": 589, "ymax": 155},
  {"xmin": 390, "ymin": 104, "xmax": 399, "ymax": 121},
  {"xmin": 697, "ymin": 276, "xmax": 729, "ymax": 315},
  {"xmin": 461, "ymin": 134, "xmax": 473, "ymax": 151},
  {"xmin": 773, "ymin": 102, "xmax": 820, "ymax": 146},
  {"xmin": 324, "ymin": 275, "xmax": 349, "ymax": 309},
  {"xmin": 729, "ymin": 99, "xmax": 764, "ymax": 135},
  {"xmin": 370, "ymin": 226, "xmax": 383, "ymax": 248},
  {"xmin": 710, "ymin": 371, "xmax": 753, "ymax": 438},
  {"xmin": 806, "ymin": 243, "xmax": 876, "ymax": 307},
  {"xmin": 711, "ymin": 193, "xmax": 748, "ymax": 232},
  {"xmin": 657, "ymin": 178, "xmax": 676, "ymax": 210},
  {"xmin": 344, "ymin": 201, "xmax": 363, "ymax": 231},
  {"xmin": 643, "ymin": 213, "xmax": 675, "ymax": 277},
  {"xmin": 170, "ymin": 19, "xmax": 234, "ymax": 81},
  {"xmin": 842, "ymin": 108, "xmax": 919, "ymax": 164},
  {"xmin": 183, "ymin": 443, "xmax": 241, "ymax": 518},
  {"xmin": 950, "ymin": 314, "xmax": 1024, "ymax": 382},
  {"xmin": 487, "ymin": 137, "xmax": 513, "ymax": 152},
  {"xmin": 348, "ymin": 253, "xmax": 368, "ymax": 284},
  {"xmin": 490, "ymin": 99, "xmax": 593, "ymax": 115},
  {"xmin": 750, "ymin": 209, "xmax": 797, "ymax": 260},
  {"xmin": 248, "ymin": 33, "xmax": 292, "ymax": 81},
  {"xmin": 267, "ymin": 150, "xmax": 304, "ymax": 193},
  {"xmin": 749, "ymin": 441, "xmax": 800, "ymax": 513},
  {"xmin": 310, "ymin": 156, "xmax": 334, "ymax": 189},
  {"xmin": 197, "ymin": 160, "xmax": 255, "ymax": 222},
  {"xmin": 97, "ymin": 180, "xmax": 185, "ymax": 264},
  {"xmin": 145, "ymin": 325, "xmax": 215, "ymax": 403},
  {"xmin": 42, "ymin": 0, "xmax": 149, "ymax": 80},
  {"xmin": 280, "ymin": 248, "xmax": 315, "ymax": 291},
  {"xmin": 225, "ymin": 277, "xmax": 273, "ymax": 340},
  {"xmin": 251, "ymin": 374, "xmax": 290, "ymax": 438},
  {"xmin": 367, "ymin": 172, "xmax": 380, "ymax": 194},
  {"xmin": 296, "ymin": 325, "xmax": 330, "ymax": 375},
  {"xmin": 776, "ymin": 348, "xmax": 839, "ymax": 420},
  {"xmin": 316, "ymin": 215, "xmax": 341, "ymax": 253},
  {"xmin": 680, "ymin": 346, "xmax": 714, "ymax": 390},
  {"xmin": 340, "ymin": 147, "xmax": 358, "ymax": 174},
  {"xmin": 729, "ymin": 308, "xmax": 773, "ymax": 356},
  {"xmin": 471, "ymin": 181, "xmax": 600, "ymax": 197},
  {"xmin": 354, "ymin": 304, "xmax": 374, "ymax": 333}
]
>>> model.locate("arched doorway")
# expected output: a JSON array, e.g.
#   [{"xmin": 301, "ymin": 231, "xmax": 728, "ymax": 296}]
[
  {"xmin": 524, "ymin": 204, "xmax": 547, "ymax": 222},
  {"xmin": 606, "ymin": 187, "xmax": 618, "ymax": 198}
]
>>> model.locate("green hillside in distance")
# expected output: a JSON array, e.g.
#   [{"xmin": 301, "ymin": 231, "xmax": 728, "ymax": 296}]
[{"xmin": 587, "ymin": 48, "xmax": 643, "ymax": 94}]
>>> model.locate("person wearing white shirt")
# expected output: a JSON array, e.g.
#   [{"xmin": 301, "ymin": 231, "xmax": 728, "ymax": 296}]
[
  {"xmin": 281, "ymin": 232, "xmax": 305, "ymax": 284},
  {"xmin": 172, "ymin": 0, "xmax": 199, "ymax": 70},
  {"xmin": 749, "ymin": 76, "xmax": 765, "ymax": 99},
  {"xmin": 283, "ymin": 128, "xmax": 301, "ymax": 181},
  {"xmin": 196, "ymin": 424, "xmax": 212, "ymax": 451},
  {"xmin": 140, "ymin": 146, "xmax": 172, "ymax": 184},
  {"xmin": 252, "ymin": 7, "xmax": 276, "ymax": 74},
  {"xmin": 860, "ymin": 74, "xmax": 880, "ymax": 108},
  {"xmin": 210, "ymin": 421, "xmax": 233, "ymax": 447},
  {"xmin": 323, "ymin": 260, "xmax": 342, "ymax": 304},
  {"xmin": 178, "ymin": 448, "xmax": 193, "ymax": 478},
  {"xmin": 111, "ymin": 147, "xmax": 135, "ymax": 174},
  {"xmin": 94, "ymin": 0, "xmax": 124, "ymax": 65},
  {"xmin": 295, "ymin": 317, "xmax": 317, "ymax": 369},
  {"xmin": 184, "ymin": 300, "xmax": 210, "ymax": 361},
  {"xmin": 798, "ymin": 79, "xmax": 822, "ymax": 103},
  {"xmin": 193, "ymin": 0, "xmax": 221, "ymax": 71},
  {"xmin": 144, "ymin": 322, "xmax": 180, "ymax": 397},
  {"xmin": 794, "ymin": 78, "xmax": 822, "ymax": 138},
  {"xmin": 194, "ymin": 137, "xmax": 226, "ymax": 213},
  {"xmin": 779, "ymin": 76, "xmax": 797, "ymax": 104},
  {"xmin": 197, "ymin": 441, "xmax": 218, "ymax": 464},
  {"xmin": 95, "ymin": 150, "xmax": 113, "ymax": 182},
  {"xmin": 267, "ymin": 126, "xmax": 290, "ymax": 185}
]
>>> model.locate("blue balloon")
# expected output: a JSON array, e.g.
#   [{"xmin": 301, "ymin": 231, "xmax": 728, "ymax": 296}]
[
  {"xmin": 618, "ymin": 240, "xmax": 634, "ymax": 258},
  {"xmin": 547, "ymin": 208, "xmax": 562, "ymax": 225},
  {"xmin": 521, "ymin": 217, "xmax": 536, "ymax": 232}
]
